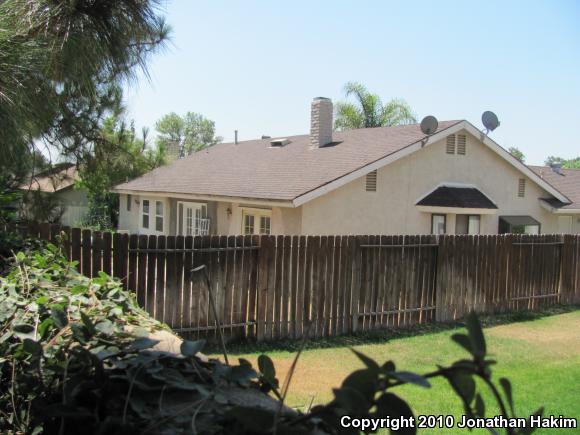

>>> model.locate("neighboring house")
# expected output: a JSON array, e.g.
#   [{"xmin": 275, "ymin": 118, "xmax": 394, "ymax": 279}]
[
  {"xmin": 113, "ymin": 98, "xmax": 580, "ymax": 236},
  {"xmin": 21, "ymin": 165, "xmax": 89, "ymax": 226}
]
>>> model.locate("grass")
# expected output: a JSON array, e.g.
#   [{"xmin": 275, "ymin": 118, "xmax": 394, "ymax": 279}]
[{"xmin": 209, "ymin": 307, "xmax": 580, "ymax": 434}]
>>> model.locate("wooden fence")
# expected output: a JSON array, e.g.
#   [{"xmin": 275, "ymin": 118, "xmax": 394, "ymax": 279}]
[{"xmin": 17, "ymin": 223, "xmax": 580, "ymax": 341}]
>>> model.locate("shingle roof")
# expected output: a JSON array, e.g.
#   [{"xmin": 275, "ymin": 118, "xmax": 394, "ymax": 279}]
[
  {"xmin": 529, "ymin": 166, "xmax": 580, "ymax": 210},
  {"xmin": 416, "ymin": 186, "xmax": 498, "ymax": 209},
  {"xmin": 115, "ymin": 121, "xmax": 462, "ymax": 201},
  {"xmin": 21, "ymin": 166, "xmax": 78, "ymax": 193}
]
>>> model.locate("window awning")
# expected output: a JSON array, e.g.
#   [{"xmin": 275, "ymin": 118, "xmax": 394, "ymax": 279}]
[
  {"xmin": 499, "ymin": 215, "xmax": 540, "ymax": 226},
  {"xmin": 416, "ymin": 186, "xmax": 498, "ymax": 210}
]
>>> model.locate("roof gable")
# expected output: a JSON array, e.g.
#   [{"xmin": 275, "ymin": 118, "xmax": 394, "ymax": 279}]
[{"xmin": 293, "ymin": 121, "xmax": 570, "ymax": 206}]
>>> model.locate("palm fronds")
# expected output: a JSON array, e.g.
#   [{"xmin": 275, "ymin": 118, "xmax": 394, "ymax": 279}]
[{"xmin": 334, "ymin": 81, "xmax": 416, "ymax": 130}]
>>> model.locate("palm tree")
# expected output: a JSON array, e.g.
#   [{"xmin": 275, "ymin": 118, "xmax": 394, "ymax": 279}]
[{"xmin": 334, "ymin": 82, "xmax": 416, "ymax": 130}]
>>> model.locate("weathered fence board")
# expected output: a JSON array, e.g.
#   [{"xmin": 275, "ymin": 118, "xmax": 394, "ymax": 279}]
[{"xmin": 20, "ymin": 224, "xmax": 580, "ymax": 342}]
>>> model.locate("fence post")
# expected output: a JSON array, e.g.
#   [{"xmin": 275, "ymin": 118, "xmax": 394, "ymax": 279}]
[
  {"xmin": 561, "ymin": 234, "xmax": 577, "ymax": 304},
  {"xmin": 256, "ymin": 235, "xmax": 275, "ymax": 341},
  {"xmin": 435, "ymin": 235, "xmax": 445, "ymax": 322},
  {"xmin": 350, "ymin": 236, "xmax": 363, "ymax": 332}
]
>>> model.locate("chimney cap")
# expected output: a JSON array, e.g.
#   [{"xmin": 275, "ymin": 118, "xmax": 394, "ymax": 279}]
[{"xmin": 313, "ymin": 96, "xmax": 331, "ymax": 101}]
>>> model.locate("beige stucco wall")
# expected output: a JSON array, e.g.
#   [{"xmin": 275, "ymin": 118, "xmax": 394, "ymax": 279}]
[
  {"xmin": 557, "ymin": 215, "xmax": 580, "ymax": 234},
  {"xmin": 118, "ymin": 193, "xmax": 140, "ymax": 233},
  {"xmin": 214, "ymin": 202, "xmax": 301, "ymax": 235},
  {"xmin": 300, "ymin": 129, "xmax": 565, "ymax": 235}
]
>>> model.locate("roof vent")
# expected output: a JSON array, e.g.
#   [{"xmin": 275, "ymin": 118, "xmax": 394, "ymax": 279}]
[
  {"xmin": 270, "ymin": 138, "xmax": 290, "ymax": 147},
  {"xmin": 550, "ymin": 163, "xmax": 563, "ymax": 175},
  {"xmin": 261, "ymin": 135, "xmax": 272, "ymax": 140}
]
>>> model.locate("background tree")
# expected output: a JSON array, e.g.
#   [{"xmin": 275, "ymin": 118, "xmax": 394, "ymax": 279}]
[
  {"xmin": 0, "ymin": 0, "xmax": 170, "ymax": 223},
  {"xmin": 155, "ymin": 112, "xmax": 222, "ymax": 156},
  {"xmin": 545, "ymin": 156, "xmax": 580, "ymax": 169},
  {"xmin": 334, "ymin": 81, "xmax": 416, "ymax": 130},
  {"xmin": 508, "ymin": 147, "xmax": 526, "ymax": 163},
  {"xmin": 77, "ymin": 110, "xmax": 165, "ymax": 229}
]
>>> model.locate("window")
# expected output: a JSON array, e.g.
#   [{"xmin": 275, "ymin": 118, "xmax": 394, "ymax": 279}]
[
  {"xmin": 178, "ymin": 202, "xmax": 209, "ymax": 236},
  {"xmin": 127, "ymin": 194, "xmax": 132, "ymax": 211},
  {"xmin": 468, "ymin": 215, "xmax": 480, "ymax": 234},
  {"xmin": 456, "ymin": 215, "xmax": 481, "ymax": 235},
  {"xmin": 142, "ymin": 199, "xmax": 149, "ymax": 228},
  {"xmin": 457, "ymin": 135, "xmax": 466, "ymax": 155},
  {"xmin": 365, "ymin": 170, "xmax": 377, "ymax": 192},
  {"xmin": 446, "ymin": 135, "xmax": 456, "ymax": 154},
  {"xmin": 260, "ymin": 216, "xmax": 271, "ymax": 234},
  {"xmin": 242, "ymin": 209, "xmax": 272, "ymax": 235},
  {"xmin": 186, "ymin": 207, "xmax": 193, "ymax": 235},
  {"xmin": 155, "ymin": 201, "xmax": 164, "ymax": 232},
  {"xmin": 244, "ymin": 214, "xmax": 255, "ymax": 235},
  {"xmin": 431, "ymin": 214, "xmax": 446, "ymax": 234},
  {"xmin": 518, "ymin": 178, "xmax": 526, "ymax": 197}
]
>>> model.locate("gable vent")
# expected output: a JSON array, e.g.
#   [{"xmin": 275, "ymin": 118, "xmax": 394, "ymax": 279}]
[
  {"xmin": 270, "ymin": 138, "xmax": 290, "ymax": 147},
  {"xmin": 366, "ymin": 170, "xmax": 377, "ymax": 192},
  {"xmin": 457, "ymin": 134, "xmax": 466, "ymax": 155},
  {"xmin": 518, "ymin": 178, "xmax": 526, "ymax": 197},
  {"xmin": 446, "ymin": 135, "xmax": 456, "ymax": 154}
]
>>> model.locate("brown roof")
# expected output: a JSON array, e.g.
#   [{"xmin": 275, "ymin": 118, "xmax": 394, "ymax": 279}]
[
  {"xmin": 115, "ymin": 120, "xmax": 462, "ymax": 201},
  {"xmin": 417, "ymin": 186, "xmax": 498, "ymax": 209},
  {"xmin": 22, "ymin": 165, "xmax": 78, "ymax": 193},
  {"xmin": 529, "ymin": 166, "xmax": 580, "ymax": 210}
]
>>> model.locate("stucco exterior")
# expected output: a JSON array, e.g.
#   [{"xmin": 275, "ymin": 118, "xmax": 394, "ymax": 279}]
[
  {"xmin": 300, "ymin": 128, "xmax": 566, "ymax": 235},
  {"xmin": 116, "ymin": 128, "xmax": 579, "ymax": 236}
]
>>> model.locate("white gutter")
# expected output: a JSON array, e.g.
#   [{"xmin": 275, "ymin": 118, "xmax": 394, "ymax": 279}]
[
  {"xmin": 416, "ymin": 206, "xmax": 498, "ymax": 215},
  {"xmin": 113, "ymin": 188, "xmax": 295, "ymax": 208},
  {"xmin": 539, "ymin": 199, "xmax": 580, "ymax": 215}
]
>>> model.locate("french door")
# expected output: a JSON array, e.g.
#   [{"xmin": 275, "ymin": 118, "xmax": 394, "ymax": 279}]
[{"xmin": 178, "ymin": 202, "xmax": 209, "ymax": 236}]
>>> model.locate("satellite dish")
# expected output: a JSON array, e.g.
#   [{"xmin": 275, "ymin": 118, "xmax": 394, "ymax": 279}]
[
  {"xmin": 420, "ymin": 116, "xmax": 439, "ymax": 135},
  {"xmin": 482, "ymin": 111, "xmax": 500, "ymax": 132}
]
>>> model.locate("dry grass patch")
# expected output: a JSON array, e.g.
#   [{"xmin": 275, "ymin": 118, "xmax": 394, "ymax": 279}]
[{"xmin": 211, "ymin": 309, "xmax": 580, "ymax": 432}]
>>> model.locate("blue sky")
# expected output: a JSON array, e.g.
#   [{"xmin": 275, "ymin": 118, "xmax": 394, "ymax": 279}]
[{"xmin": 124, "ymin": 0, "xmax": 580, "ymax": 165}]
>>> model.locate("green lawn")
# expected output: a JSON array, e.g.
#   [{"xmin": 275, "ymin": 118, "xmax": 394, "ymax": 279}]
[{"xmin": 212, "ymin": 310, "xmax": 580, "ymax": 434}]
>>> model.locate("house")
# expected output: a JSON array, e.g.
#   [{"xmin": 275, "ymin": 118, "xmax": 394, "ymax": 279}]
[
  {"xmin": 113, "ymin": 98, "xmax": 580, "ymax": 236},
  {"xmin": 21, "ymin": 165, "xmax": 89, "ymax": 226}
]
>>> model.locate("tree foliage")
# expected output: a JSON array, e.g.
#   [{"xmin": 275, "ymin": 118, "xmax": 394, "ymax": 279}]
[
  {"xmin": 508, "ymin": 147, "xmax": 525, "ymax": 163},
  {"xmin": 77, "ymin": 112, "xmax": 165, "ymax": 229},
  {"xmin": 155, "ymin": 112, "xmax": 222, "ymax": 156},
  {"xmin": 545, "ymin": 156, "xmax": 580, "ymax": 169},
  {"xmin": 334, "ymin": 82, "xmax": 416, "ymax": 131},
  {"xmin": 0, "ymin": 0, "xmax": 170, "ymax": 221}
]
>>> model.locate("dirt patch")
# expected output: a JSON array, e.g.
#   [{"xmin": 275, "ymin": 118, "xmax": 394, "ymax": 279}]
[{"xmin": 487, "ymin": 312, "xmax": 580, "ymax": 356}]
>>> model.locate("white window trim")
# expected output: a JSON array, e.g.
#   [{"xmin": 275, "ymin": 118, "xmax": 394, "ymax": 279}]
[
  {"xmin": 154, "ymin": 200, "xmax": 164, "ymax": 233},
  {"xmin": 177, "ymin": 201, "xmax": 208, "ymax": 236},
  {"xmin": 141, "ymin": 199, "xmax": 150, "ymax": 230},
  {"xmin": 241, "ymin": 208, "xmax": 272, "ymax": 235},
  {"xmin": 140, "ymin": 197, "xmax": 166, "ymax": 235}
]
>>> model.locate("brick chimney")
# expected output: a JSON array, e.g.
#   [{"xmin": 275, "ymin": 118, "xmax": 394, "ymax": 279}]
[
  {"xmin": 165, "ymin": 140, "xmax": 182, "ymax": 163},
  {"xmin": 310, "ymin": 97, "xmax": 333, "ymax": 147}
]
